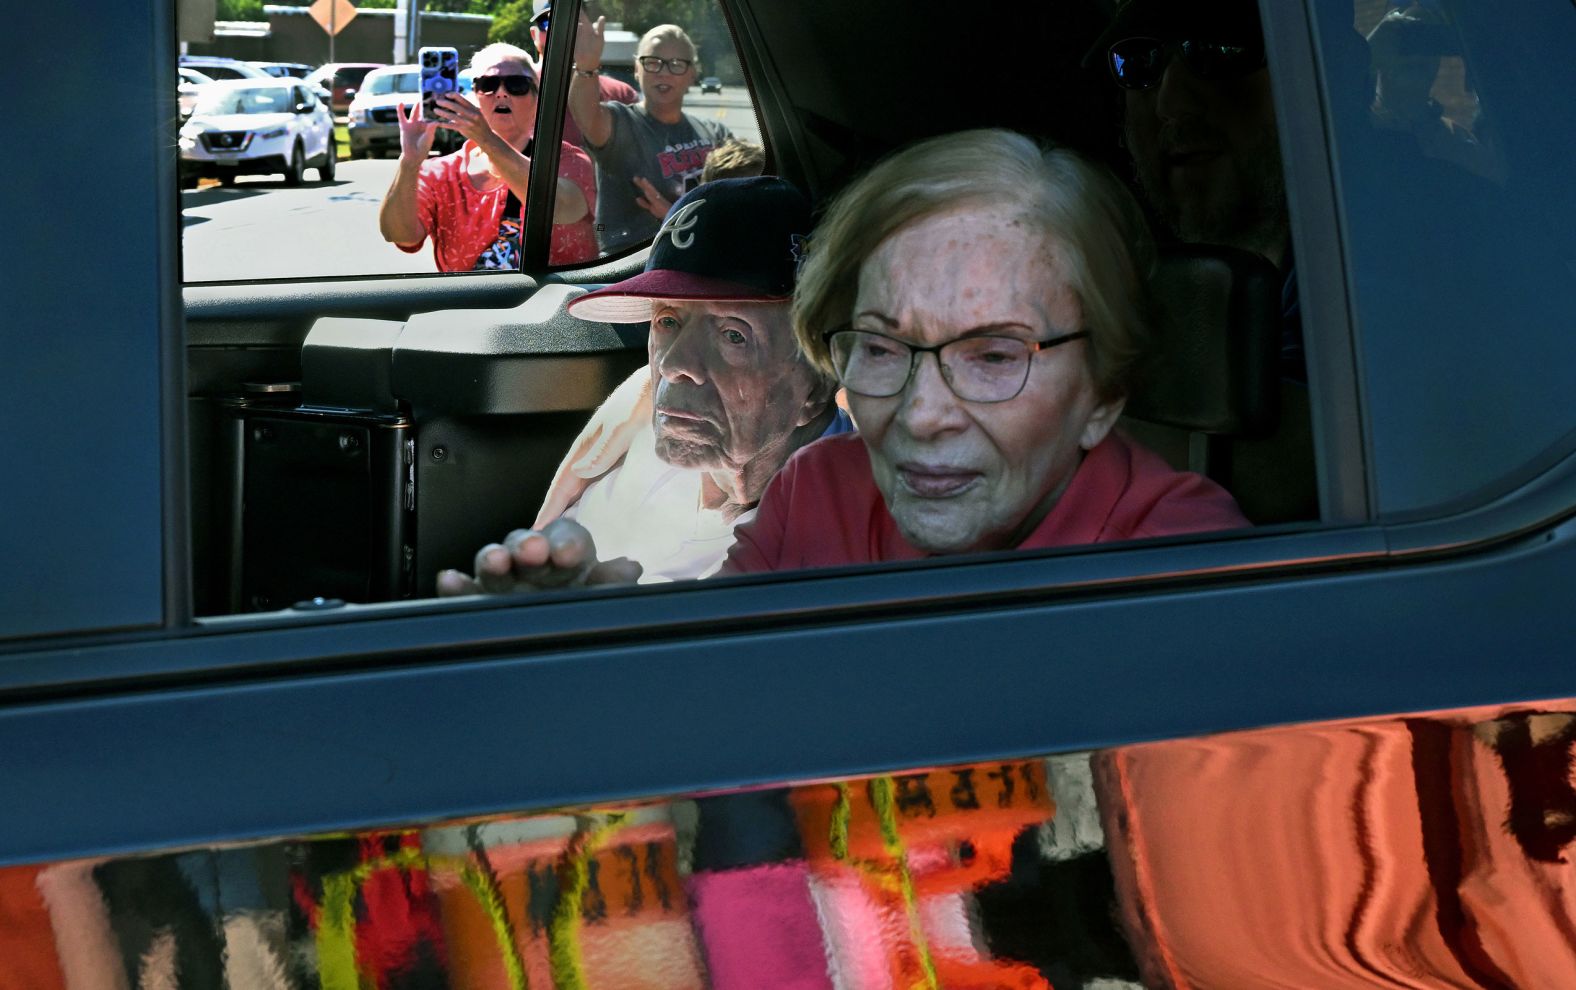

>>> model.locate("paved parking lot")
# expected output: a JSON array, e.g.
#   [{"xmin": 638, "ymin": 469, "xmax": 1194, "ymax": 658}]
[{"xmin": 181, "ymin": 93, "xmax": 761, "ymax": 282}]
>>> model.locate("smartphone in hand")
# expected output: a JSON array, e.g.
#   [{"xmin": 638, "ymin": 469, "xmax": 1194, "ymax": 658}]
[{"xmin": 419, "ymin": 46, "xmax": 460, "ymax": 119}]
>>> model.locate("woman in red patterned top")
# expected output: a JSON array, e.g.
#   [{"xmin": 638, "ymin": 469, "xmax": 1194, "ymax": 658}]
[{"xmin": 379, "ymin": 43, "xmax": 597, "ymax": 269}]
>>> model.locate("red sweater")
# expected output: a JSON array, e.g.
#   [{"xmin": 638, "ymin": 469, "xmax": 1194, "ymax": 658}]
[{"xmin": 724, "ymin": 431, "xmax": 1248, "ymax": 573}]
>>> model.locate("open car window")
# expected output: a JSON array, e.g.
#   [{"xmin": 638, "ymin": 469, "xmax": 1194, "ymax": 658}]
[
  {"xmin": 178, "ymin": 2, "xmax": 764, "ymax": 283},
  {"xmin": 186, "ymin": 0, "xmax": 1328, "ymax": 617}
]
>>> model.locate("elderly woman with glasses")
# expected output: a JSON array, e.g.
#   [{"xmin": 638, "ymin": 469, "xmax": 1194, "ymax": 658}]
[
  {"xmin": 725, "ymin": 128, "xmax": 1247, "ymax": 571},
  {"xmin": 568, "ymin": 22, "xmax": 734, "ymax": 252},
  {"xmin": 448, "ymin": 129, "xmax": 1245, "ymax": 591},
  {"xmin": 379, "ymin": 42, "xmax": 597, "ymax": 269}
]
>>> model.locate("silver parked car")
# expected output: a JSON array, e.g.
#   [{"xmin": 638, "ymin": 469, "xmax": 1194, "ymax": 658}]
[{"xmin": 347, "ymin": 64, "xmax": 463, "ymax": 159}]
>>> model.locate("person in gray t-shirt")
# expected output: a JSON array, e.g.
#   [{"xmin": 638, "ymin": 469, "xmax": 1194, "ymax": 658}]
[{"xmin": 568, "ymin": 21, "xmax": 733, "ymax": 252}]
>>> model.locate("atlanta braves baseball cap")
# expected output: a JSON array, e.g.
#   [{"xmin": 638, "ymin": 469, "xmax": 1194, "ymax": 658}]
[{"xmin": 567, "ymin": 176, "xmax": 812, "ymax": 325}]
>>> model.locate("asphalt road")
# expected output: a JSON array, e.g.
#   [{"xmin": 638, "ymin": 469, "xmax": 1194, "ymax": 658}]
[
  {"xmin": 683, "ymin": 91, "xmax": 760, "ymax": 144},
  {"xmin": 181, "ymin": 92, "xmax": 761, "ymax": 283}
]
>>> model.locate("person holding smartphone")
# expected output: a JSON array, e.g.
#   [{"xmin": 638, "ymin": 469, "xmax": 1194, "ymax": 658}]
[{"xmin": 378, "ymin": 43, "xmax": 598, "ymax": 269}]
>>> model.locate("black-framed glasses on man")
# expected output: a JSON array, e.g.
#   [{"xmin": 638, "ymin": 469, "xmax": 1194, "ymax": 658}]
[
  {"xmin": 638, "ymin": 55, "xmax": 694, "ymax": 74},
  {"xmin": 824, "ymin": 326, "xmax": 1091, "ymax": 404}
]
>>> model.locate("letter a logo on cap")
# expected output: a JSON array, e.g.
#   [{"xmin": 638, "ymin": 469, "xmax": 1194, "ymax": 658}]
[{"xmin": 658, "ymin": 197, "xmax": 706, "ymax": 250}]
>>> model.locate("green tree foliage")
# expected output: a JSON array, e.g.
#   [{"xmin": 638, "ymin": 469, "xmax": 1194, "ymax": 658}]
[
  {"xmin": 607, "ymin": 0, "xmax": 737, "ymax": 81},
  {"xmin": 249, "ymin": 0, "xmax": 482, "ymax": 11},
  {"xmin": 488, "ymin": 0, "xmax": 538, "ymax": 50},
  {"xmin": 221, "ymin": 0, "xmax": 497, "ymax": 17},
  {"xmin": 216, "ymin": 0, "xmax": 738, "ymax": 79},
  {"xmin": 216, "ymin": 0, "xmax": 265, "ymax": 21}
]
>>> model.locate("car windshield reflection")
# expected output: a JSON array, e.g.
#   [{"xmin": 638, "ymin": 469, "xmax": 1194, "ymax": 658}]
[
  {"xmin": 368, "ymin": 71, "xmax": 420, "ymax": 95},
  {"xmin": 193, "ymin": 86, "xmax": 293, "ymax": 116}
]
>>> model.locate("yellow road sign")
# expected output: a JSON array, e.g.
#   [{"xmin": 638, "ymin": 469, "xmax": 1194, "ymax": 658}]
[{"xmin": 308, "ymin": 0, "xmax": 357, "ymax": 36}]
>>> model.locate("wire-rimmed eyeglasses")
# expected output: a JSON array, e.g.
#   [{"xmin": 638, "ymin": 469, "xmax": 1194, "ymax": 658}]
[{"xmin": 824, "ymin": 326, "xmax": 1090, "ymax": 403}]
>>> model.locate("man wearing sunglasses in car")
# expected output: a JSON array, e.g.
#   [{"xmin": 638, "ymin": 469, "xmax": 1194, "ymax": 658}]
[
  {"xmin": 1089, "ymin": 0, "xmax": 1300, "ymax": 382},
  {"xmin": 567, "ymin": 21, "xmax": 734, "ymax": 253},
  {"xmin": 1093, "ymin": 0, "xmax": 1318, "ymax": 519},
  {"xmin": 528, "ymin": 0, "xmax": 638, "ymax": 149},
  {"xmin": 379, "ymin": 43, "xmax": 598, "ymax": 269}
]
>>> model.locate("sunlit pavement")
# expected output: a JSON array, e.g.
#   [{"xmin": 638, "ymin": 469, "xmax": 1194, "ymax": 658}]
[
  {"xmin": 180, "ymin": 96, "xmax": 761, "ymax": 282},
  {"xmin": 181, "ymin": 158, "xmax": 435, "ymax": 282}
]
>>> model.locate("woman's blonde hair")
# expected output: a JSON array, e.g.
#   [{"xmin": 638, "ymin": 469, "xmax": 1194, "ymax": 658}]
[
  {"xmin": 793, "ymin": 129, "xmax": 1155, "ymax": 400},
  {"xmin": 637, "ymin": 24, "xmax": 698, "ymax": 62}
]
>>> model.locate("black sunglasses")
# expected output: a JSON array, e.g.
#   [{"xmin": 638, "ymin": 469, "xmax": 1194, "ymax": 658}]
[
  {"xmin": 532, "ymin": 14, "xmax": 550, "ymax": 32},
  {"xmin": 1107, "ymin": 36, "xmax": 1266, "ymax": 90},
  {"xmin": 473, "ymin": 74, "xmax": 537, "ymax": 96}
]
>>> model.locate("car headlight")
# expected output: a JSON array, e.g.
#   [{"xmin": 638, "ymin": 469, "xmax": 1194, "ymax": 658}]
[
  {"xmin": 258, "ymin": 127, "xmax": 287, "ymax": 140},
  {"xmin": 349, "ymin": 109, "xmax": 368, "ymax": 124}
]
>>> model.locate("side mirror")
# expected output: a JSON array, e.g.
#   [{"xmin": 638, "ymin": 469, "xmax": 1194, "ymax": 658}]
[{"xmin": 294, "ymin": 103, "xmax": 312, "ymax": 114}]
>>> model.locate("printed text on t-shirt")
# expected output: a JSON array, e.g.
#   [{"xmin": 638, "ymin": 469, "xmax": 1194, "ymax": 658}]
[{"xmin": 657, "ymin": 140, "xmax": 714, "ymax": 180}]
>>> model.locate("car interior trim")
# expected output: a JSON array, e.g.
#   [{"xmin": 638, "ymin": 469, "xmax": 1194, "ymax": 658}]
[
  {"xmin": 2, "ymin": 518, "xmax": 1571, "ymax": 864},
  {"xmin": 520, "ymin": 0, "xmax": 577, "ymax": 270},
  {"xmin": 1260, "ymin": 0, "xmax": 1370, "ymax": 525}
]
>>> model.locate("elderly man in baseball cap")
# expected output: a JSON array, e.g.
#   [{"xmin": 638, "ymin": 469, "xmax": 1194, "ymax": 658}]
[{"xmin": 438, "ymin": 176, "xmax": 850, "ymax": 592}]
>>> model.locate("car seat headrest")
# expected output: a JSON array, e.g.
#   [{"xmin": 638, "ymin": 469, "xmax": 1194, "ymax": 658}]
[{"xmin": 1124, "ymin": 244, "xmax": 1283, "ymax": 438}]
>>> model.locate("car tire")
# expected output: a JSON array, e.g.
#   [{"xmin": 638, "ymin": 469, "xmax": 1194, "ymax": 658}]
[
  {"xmin": 283, "ymin": 143, "xmax": 304, "ymax": 186},
  {"xmin": 318, "ymin": 142, "xmax": 336, "ymax": 182}
]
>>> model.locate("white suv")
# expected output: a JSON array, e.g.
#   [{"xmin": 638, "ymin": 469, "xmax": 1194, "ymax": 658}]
[{"xmin": 179, "ymin": 79, "xmax": 336, "ymax": 188}]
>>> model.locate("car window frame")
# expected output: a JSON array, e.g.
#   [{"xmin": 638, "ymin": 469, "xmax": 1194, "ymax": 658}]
[
  {"xmin": 1262, "ymin": 0, "xmax": 1369, "ymax": 523},
  {"xmin": 519, "ymin": 0, "xmax": 578, "ymax": 271},
  {"xmin": 34, "ymin": 0, "xmax": 1576, "ymax": 649},
  {"xmin": 8, "ymin": 0, "xmax": 1576, "ymax": 866},
  {"xmin": 11, "ymin": 0, "xmax": 1394, "ymax": 649}
]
